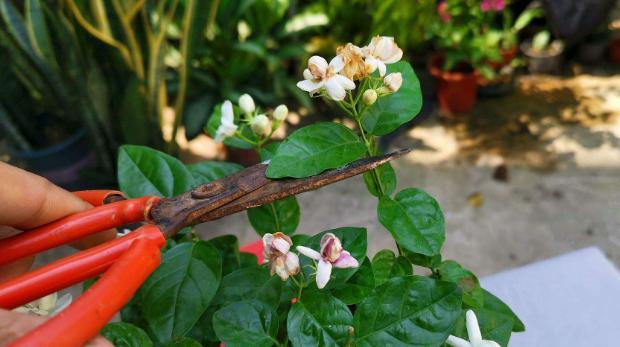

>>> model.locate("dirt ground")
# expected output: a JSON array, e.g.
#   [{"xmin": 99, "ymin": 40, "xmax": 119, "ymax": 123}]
[{"xmin": 196, "ymin": 71, "xmax": 620, "ymax": 276}]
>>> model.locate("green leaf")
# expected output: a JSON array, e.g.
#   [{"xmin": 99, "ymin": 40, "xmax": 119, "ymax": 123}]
[
  {"xmin": 259, "ymin": 141, "xmax": 281, "ymax": 161},
  {"xmin": 204, "ymin": 235, "xmax": 242, "ymax": 275},
  {"xmin": 25, "ymin": 0, "xmax": 55, "ymax": 65},
  {"xmin": 247, "ymin": 196, "xmax": 300, "ymax": 236},
  {"xmin": 331, "ymin": 257, "xmax": 375, "ymax": 305},
  {"xmin": 117, "ymin": 145, "xmax": 194, "ymax": 198},
  {"xmin": 363, "ymin": 162, "xmax": 396, "ymax": 197},
  {"xmin": 183, "ymin": 94, "xmax": 213, "ymax": 140},
  {"xmin": 212, "ymin": 266, "xmax": 283, "ymax": 309},
  {"xmin": 378, "ymin": 188, "xmax": 445, "ymax": 256},
  {"xmin": 354, "ymin": 276, "xmax": 462, "ymax": 346},
  {"xmin": 140, "ymin": 241, "xmax": 222, "ymax": 345},
  {"xmin": 265, "ymin": 122, "xmax": 366, "ymax": 178},
  {"xmin": 361, "ymin": 62, "xmax": 422, "ymax": 135},
  {"xmin": 101, "ymin": 322, "xmax": 153, "ymax": 347},
  {"xmin": 206, "ymin": 102, "xmax": 256, "ymax": 149},
  {"xmin": 450, "ymin": 309, "xmax": 513, "ymax": 347},
  {"xmin": 164, "ymin": 337, "xmax": 202, "ymax": 347},
  {"xmin": 299, "ymin": 227, "xmax": 367, "ymax": 289},
  {"xmin": 213, "ymin": 299, "xmax": 279, "ymax": 347},
  {"xmin": 481, "ymin": 289, "xmax": 525, "ymax": 332},
  {"xmin": 371, "ymin": 250, "xmax": 412, "ymax": 287},
  {"xmin": 287, "ymin": 291, "xmax": 353, "ymax": 346},
  {"xmin": 119, "ymin": 78, "xmax": 150, "ymax": 146},
  {"xmin": 403, "ymin": 251, "xmax": 442, "ymax": 270},
  {"xmin": 438, "ymin": 260, "xmax": 483, "ymax": 308},
  {"xmin": 187, "ymin": 160, "xmax": 242, "ymax": 185}
]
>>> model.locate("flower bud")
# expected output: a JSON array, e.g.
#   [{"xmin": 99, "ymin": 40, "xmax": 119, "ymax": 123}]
[
  {"xmin": 273, "ymin": 104, "xmax": 288, "ymax": 121},
  {"xmin": 238, "ymin": 93, "xmax": 255, "ymax": 114},
  {"xmin": 362, "ymin": 89, "xmax": 378, "ymax": 105},
  {"xmin": 251, "ymin": 114, "xmax": 271, "ymax": 136},
  {"xmin": 383, "ymin": 72, "xmax": 403, "ymax": 92},
  {"xmin": 320, "ymin": 233, "xmax": 343, "ymax": 263}
]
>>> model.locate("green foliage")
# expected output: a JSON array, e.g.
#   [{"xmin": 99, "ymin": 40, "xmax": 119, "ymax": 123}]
[
  {"xmin": 371, "ymin": 250, "xmax": 412, "ymax": 287},
  {"xmin": 363, "ymin": 162, "xmax": 396, "ymax": 197},
  {"xmin": 330, "ymin": 257, "xmax": 375, "ymax": 305},
  {"xmin": 438, "ymin": 260, "xmax": 484, "ymax": 308},
  {"xmin": 101, "ymin": 322, "xmax": 153, "ymax": 347},
  {"xmin": 247, "ymin": 196, "xmax": 300, "ymax": 236},
  {"xmin": 213, "ymin": 300, "xmax": 279, "ymax": 347},
  {"xmin": 266, "ymin": 122, "xmax": 366, "ymax": 178}
]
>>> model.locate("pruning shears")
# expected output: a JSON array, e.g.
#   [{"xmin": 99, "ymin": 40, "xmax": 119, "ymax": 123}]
[{"xmin": 0, "ymin": 149, "xmax": 408, "ymax": 347}]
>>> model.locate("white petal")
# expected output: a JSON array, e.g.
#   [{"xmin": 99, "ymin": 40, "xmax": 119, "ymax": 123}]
[
  {"xmin": 329, "ymin": 55, "xmax": 345, "ymax": 73},
  {"xmin": 365, "ymin": 57, "xmax": 378, "ymax": 73},
  {"xmin": 308, "ymin": 56, "xmax": 328, "ymax": 70},
  {"xmin": 316, "ymin": 259, "xmax": 332, "ymax": 289},
  {"xmin": 324, "ymin": 78, "xmax": 346, "ymax": 101},
  {"xmin": 333, "ymin": 251, "xmax": 359, "ymax": 268},
  {"xmin": 274, "ymin": 257, "xmax": 290, "ymax": 281},
  {"xmin": 221, "ymin": 100, "xmax": 234, "ymax": 123},
  {"xmin": 272, "ymin": 237, "xmax": 291, "ymax": 254},
  {"xmin": 37, "ymin": 293, "xmax": 58, "ymax": 312},
  {"xmin": 477, "ymin": 341, "xmax": 501, "ymax": 347},
  {"xmin": 446, "ymin": 335, "xmax": 472, "ymax": 347},
  {"xmin": 297, "ymin": 79, "xmax": 323, "ymax": 92},
  {"xmin": 377, "ymin": 61, "xmax": 387, "ymax": 77},
  {"xmin": 466, "ymin": 310, "xmax": 482, "ymax": 344},
  {"xmin": 296, "ymin": 246, "xmax": 321, "ymax": 261},
  {"xmin": 303, "ymin": 68, "xmax": 313, "ymax": 80},
  {"xmin": 384, "ymin": 48, "xmax": 403, "ymax": 64},
  {"xmin": 285, "ymin": 252, "xmax": 300, "ymax": 274},
  {"xmin": 333, "ymin": 74, "xmax": 356, "ymax": 90}
]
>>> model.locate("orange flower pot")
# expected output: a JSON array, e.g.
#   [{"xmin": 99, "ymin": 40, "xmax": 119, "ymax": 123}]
[{"xmin": 428, "ymin": 54, "xmax": 478, "ymax": 115}]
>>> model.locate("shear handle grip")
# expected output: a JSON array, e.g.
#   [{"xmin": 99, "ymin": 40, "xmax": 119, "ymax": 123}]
[{"xmin": 0, "ymin": 196, "xmax": 159, "ymax": 267}]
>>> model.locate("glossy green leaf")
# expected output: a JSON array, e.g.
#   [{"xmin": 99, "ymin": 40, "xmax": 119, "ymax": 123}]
[
  {"xmin": 331, "ymin": 257, "xmax": 375, "ymax": 305},
  {"xmin": 213, "ymin": 299, "xmax": 279, "ymax": 347},
  {"xmin": 187, "ymin": 160, "xmax": 243, "ymax": 185},
  {"xmin": 117, "ymin": 145, "xmax": 194, "ymax": 198},
  {"xmin": 183, "ymin": 95, "xmax": 213, "ymax": 141},
  {"xmin": 403, "ymin": 251, "xmax": 442, "ymax": 270},
  {"xmin": 450, "ymin": 308, "xmax": 513, "ymax": 347},
  {"xmin": 211, "ymin": 266, "xmax": 283, "ymax": 309},
  {"xmin": 481, "ymin": 289, "xmax": 525, "ymax": 332},
  {"xmin": 287, "ymin": 290, "xmax": 353, "ymax": 346},
  {"xmin": 265, "ymin": 122, "xmax": 366, "ymax": 178},
  {"xmin": 299, "ymin": 227, "xmax": 367, "ymax": 289},
  {"xmin": 164, "ymin": 337, "xmax": 202, "ymax": 347},
  {"xmin": 378, "ymin": 188, "xmax": 445, "ymax": 256},
  {"xmin": 101, "ymin": 322, "xmax": 153, "ymax": 347},
  {"xmin": 361, "ymin": 62, "xmax": 422, "ymax": 135},
  {"xmin": 363, "ymin": 162, "xmax": 396, "ymax": 197},
  {"xmin": 371, "ymin": 249, "xmax": 412, "ymax": 287},
  {"xmin": 204, "ymin": 235, "xmax": 242, "ymax": 275},
  {"xmin": 259, "ymin": 141, "xmax": 281, "ymax": 161},
  {"xmin": 354, "ymin": 276, "xmax": 462, "ymax": 346},
  {"xmin": 140, "ymin": 242, "xmax": 222, "ymax": 345},
  {"xmin": 438, "ymin": 260, "xmax": 483, "ymax": 308},
  {"xmin": 206, "ymin": 102, "xmax": 256, "ymax": 149},
  {"xmin": 247, "ymin": 196, "xmax": 300, "ymax": 236}
]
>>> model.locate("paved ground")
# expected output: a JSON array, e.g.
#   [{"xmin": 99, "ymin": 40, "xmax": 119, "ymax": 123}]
[{"xmin": 198, "ymin": 72, "xmax": 620, "ymax": 276}]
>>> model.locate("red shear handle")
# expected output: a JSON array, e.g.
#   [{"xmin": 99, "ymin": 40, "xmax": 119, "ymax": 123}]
[
  {"xmin": 9, "ymin": 233, "xmax": 162, "ymax": 347},
  {"xmin": 73, "ymin": 190, "xmax": 125, "ymax": 206},
  {"xmin": 0, "ymin": 196, "xmax": 159, "ymax": 266}
]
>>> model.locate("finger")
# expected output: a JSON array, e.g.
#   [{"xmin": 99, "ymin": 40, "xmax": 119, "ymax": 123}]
[
  {"xmin": 0, "ymin": 309, "xmax": 46, "ymax": 345},
  {"xmin": 0, "ymin": 256, "xmax": 35, "ymax": 282},
  {"xmin": 0, "ymin": 162, "xmax": 92, "ymax": 229}
]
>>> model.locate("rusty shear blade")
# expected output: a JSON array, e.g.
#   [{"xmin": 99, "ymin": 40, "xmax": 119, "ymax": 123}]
[{"xmin": 150, "ymin": 148, "xmax": 410, "ymax": 237}]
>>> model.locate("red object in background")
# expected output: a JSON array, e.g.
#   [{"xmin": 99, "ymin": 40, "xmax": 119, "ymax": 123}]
[
  {"xmin": 428, "ymin": 54, "xmax": 479, "ymax": 115},
  {"xmin": 610, "ymin": 38, "xmax": 620, "ymax": 64},
  {"xmin": 488, "ymin": 45, "xmax": 518, "ymax": 70},
  {"xmin": 240, "ymin": 239, "xmax": 264, "ymax": 263}
]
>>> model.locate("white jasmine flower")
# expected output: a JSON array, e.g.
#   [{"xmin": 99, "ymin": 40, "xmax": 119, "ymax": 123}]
[
  {"xmin": 362, "ymin": 36, "xmax": 403, "ymax": 77},
  {"xmin": 383, "ymin": 72, "xmax": 403, "ymax": 92},
  {"xmin": 273, "ymin": 104, "xmax": 288, "ymax": 121},
  {"xmin": 362, "ymin": 89, "xmax": 378, "ymax": 105},
  {"xmin": 13, "ymin": 292, "xmax": 72, "ymax": 317},
  {"xmin": 446, "ymin": 310, "xmax": 501, "ymax": 347},
  {"xmin": 251, "ymin": 114, "xmax": 271, "ymax": 137},
  {"xmin": 263, "ymin": 232, "xmax": 300, "ymax": 281},
  {"xmin": 297, "ymin": 55, "xmax": 356, "ymax": 101},
  {"xmin": 214, "ymin": 100, "xmax": 238, "ymax": 143},
  {"xmin": 296, "ymin": 233, "xmax": 358, "ymax": 289},
  {"xmin": 238, "ymin": 93, "xmax": 255, "ymax": 115}
]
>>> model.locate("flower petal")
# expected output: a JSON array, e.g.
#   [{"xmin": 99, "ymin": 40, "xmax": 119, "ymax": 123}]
[
  {"xmin": 297, "ymin": 79, "xmax": 323, "ymax": 92},
  {"xmin": 296, "ymin": 246, "xmax": 321, "ymax": 261},
  {"xmin": 285, "ymin": 252, "xmax": 300, "ymax": 275},
  {"xmin": 333, "ymin": 74, "xmax": 356, "ymax": 90},
  {"xmin": 221, "ymin": 100, "xmax": 234, "ymax": 123},
  {"xmin": 274, "ymin": 256, "xmax": 290, "ymax": 281},
  {"xmin": 316, "ymin": 259, "xmax": 332, "ymax": 289},
  {"xmin": 303, "ymin": 68, "xmax": 313, "ymax": 80},
  {"xmin": 272, "ymin": 237, "xmax": 290, "ymax": 254},
  {"xmin": 324, "ymin": 78, "xmax": 346, "ymax": 101},
  {"xmin": 384, "ymin": 48, "xmax": 403, "ymax": 64},
  {"xmin": 333, "ymin": 251, "xmax": 359, "ymax": 268},
  {"xmin": 365, "ymin": 57, "xmax": 378, "ymax": 73},
  {"xmin": 308, "ymin": 55, "xmax": 328, "ymax": 69},
  {"xmin": 466, "ymin": 310, "xmax": 482, "ymax": 344},
  {"xmin": 479, "ymin": 341, "xmax": 501, "ymax": 347},
  {"xmin": 445, "ymin": 335, "xmax": 471, "ymax": 347},
  {"xmin": 377, "ymin": 61, "xmax": 387, "ymax": 77},
  {"xmin": 329, "ymin": 55, "xmax": 345, "ymax": 73}
]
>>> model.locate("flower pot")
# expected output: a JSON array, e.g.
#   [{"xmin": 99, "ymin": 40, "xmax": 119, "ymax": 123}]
[
  {"xmin": 521, "ymin": 41, "xmax": 564, "ymax": 74},
  {"xmin": 577, "ymin": 38, "xmax": 608, "ymax": 65},
  {"xmin": 488, "ymin": 45, "xmax": 518, "ymax": 70},
  {"xmin": 427, "ymin": 54, "xmax": 478, "ymax": 115},
  {"xmin": 609, "ymin": 37, "xmax": 620, "ymax": 64},
  {"xmin": 9, "ymin": 128, "xmax": 97, "ymax": 190}
]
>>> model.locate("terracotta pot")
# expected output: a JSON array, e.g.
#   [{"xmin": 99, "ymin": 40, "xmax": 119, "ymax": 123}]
[
  {"xmin": 609, "ymin": 37, "xmax": 620, "ymax": 64},
  {"xmin": 427, "ymin": 54, "xmax": 478, "ymax": 115},
  {"xmin": 488, "ymin": 45, "xmax": 518, "ymax": 70}
]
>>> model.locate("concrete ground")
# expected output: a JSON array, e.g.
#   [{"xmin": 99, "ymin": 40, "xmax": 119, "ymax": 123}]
[{"xmin": 198, "ymin": 72, "xmax": 620, "ymax": 276}]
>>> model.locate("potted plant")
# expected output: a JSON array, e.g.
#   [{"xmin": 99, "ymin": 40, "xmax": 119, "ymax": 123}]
[
  {"xmin": 521, "ymin": 30, "xmax": 565, "ymax": 74},
  {"xmin": 103, "ymin": 36, "xmax": 524, "ymax": 347},
  {"xmin": 428, "ymin": 0, "xmax": 503, "ymax": 115}
]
